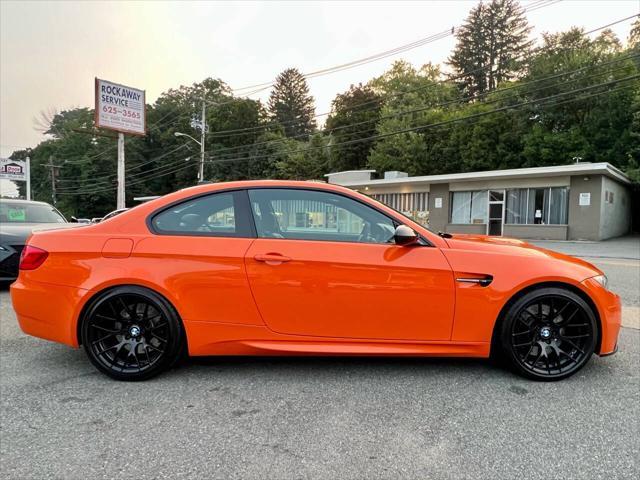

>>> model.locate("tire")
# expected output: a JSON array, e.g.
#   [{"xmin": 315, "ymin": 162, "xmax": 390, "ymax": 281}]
[
  {"xmin": 80, "ymin": 286, "xmax": 184, "ymax": 381},
  {"xmin": 499, "ymin": 287, "xmax": 597, "ymax": 381}
]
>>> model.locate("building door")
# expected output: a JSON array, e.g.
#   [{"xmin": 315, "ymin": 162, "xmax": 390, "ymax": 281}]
[{"xmin": 487, "ymin": 190, "xmax": 505, "ymax": 236}]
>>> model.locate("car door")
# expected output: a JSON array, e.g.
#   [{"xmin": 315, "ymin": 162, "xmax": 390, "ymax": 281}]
[{"xmin": 244, "ymin": 188, "xmax": 455, "ymax": 341}]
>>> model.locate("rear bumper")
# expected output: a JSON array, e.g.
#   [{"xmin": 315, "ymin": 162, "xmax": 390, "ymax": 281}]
[
  {"xmin": 580, "ymin": 277, "xmax": 621, "ymax": 356},
  {"xmin": 10, "ymin": 278, "xmax": 86, "ymax": 347}
]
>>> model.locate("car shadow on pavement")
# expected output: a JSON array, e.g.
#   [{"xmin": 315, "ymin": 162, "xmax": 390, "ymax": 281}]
[{"xmin": 182, "ymin": 354, "xmax": 507, "ymax": 379}]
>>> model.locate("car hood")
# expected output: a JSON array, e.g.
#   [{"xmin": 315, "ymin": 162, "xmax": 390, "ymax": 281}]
[
  {"xmin": 0, "ymin": 223, "xmax": 85, "ymax": 244},
  {"xmin": 443, "ymin": 234, "xmax": 602, "ymax": 275}
]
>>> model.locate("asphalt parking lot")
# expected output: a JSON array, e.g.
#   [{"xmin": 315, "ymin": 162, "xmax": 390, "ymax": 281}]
[{"xmin": 1, "ymin": 237, "xmax": 639, "ymax": 479}]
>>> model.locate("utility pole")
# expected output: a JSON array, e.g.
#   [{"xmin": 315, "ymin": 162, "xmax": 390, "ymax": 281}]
[
  {"xmin": 25, "ymin": 156, "xmax": 31, "ymax": 200},
  {"xmin": 181, "ymin": 96, "xmax": 209, "ymax": 183},
  {"xmin": 199, "ymin": 97, "xmax": 206, "ymax": 183},
  {"xmin": 117, "ymin": 132, "xmax": 125, "ymax": 209},
  {"xmin": 46, "ymin": 156, "xmax": 62, "ymax": 206}
]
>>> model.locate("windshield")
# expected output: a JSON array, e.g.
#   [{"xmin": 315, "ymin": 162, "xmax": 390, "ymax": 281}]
[{"xmin": 0, "ymin": 202, "xmax": 66, "ymax": 223}]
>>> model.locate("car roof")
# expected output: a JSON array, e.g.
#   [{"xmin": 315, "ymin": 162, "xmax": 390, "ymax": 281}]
[{"xmin": 0, "ymin": 198, "xmax": 51, "ymax": 206}]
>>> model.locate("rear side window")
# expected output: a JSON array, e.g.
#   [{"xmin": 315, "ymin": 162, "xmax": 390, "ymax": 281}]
[{"xmin": 151, "ymin": 191, "xmax": 252, "ymax": 237}]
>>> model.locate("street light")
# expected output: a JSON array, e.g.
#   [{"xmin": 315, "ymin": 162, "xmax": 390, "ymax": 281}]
[{"xmin": 174, "ymin": 131, "xmax": 205, "ymax": 183}]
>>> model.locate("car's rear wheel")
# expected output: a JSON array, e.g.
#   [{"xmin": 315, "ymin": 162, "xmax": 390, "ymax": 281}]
[
  {"xmin": 80, "ymin": 286, "xmax": 184, "ymax": 381},
  {"xmin": 499, "ymin": 287, "xmax": 597, "ymax": 381}
]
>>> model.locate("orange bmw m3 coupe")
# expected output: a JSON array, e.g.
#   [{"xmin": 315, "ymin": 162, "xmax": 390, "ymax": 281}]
[{"xmin": 11, "ymin": 181, "xmax": 621, "ymax": 381}]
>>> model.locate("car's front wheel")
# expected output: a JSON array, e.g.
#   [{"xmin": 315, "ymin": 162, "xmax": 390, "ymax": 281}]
[
  {"xmin": 80, "ymin": 286, "xmax": 184, "ymax": 381},
  {"xmin": 499, "ymin": 287, "xmax": 598, "ymax": 381}
]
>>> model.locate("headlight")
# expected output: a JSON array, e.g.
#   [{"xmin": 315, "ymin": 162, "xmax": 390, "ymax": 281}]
[{"xmin": 592, "ymin": 274, "xmax": 608, "ymax": 289}]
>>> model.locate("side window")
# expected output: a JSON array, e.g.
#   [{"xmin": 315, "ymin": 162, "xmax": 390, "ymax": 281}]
[
  {"xmin": 248, "ymin": 188, "xmax": 396, "ymax": 244},
  {"xmin": 151, "ymin": 191, "xmax": 252, "ymax": 237}
]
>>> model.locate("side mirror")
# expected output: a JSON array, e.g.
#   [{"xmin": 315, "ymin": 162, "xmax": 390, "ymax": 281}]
[{"xmin": 394, "ymin": 225, "xmax": 419, "ymax": 246}]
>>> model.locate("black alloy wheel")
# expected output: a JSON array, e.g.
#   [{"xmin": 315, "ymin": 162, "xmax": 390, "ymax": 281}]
[
  {"xmin": 81, "ymin": 286, "xmax": 184, "ymax": 381},
  {"xmin": 499, "ymin": 287, "xmax": 597, "ymax": 381}
]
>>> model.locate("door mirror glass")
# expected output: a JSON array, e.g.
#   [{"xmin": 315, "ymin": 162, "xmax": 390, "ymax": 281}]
[{"xmin": 394, "ymin": 225, "xmax": 419, "ymax": 246}]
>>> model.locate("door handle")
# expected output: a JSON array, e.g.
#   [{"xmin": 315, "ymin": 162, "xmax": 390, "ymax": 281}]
[{"xmin": 254, "ymin": 253, "xmax": 291, "ymax": 264}]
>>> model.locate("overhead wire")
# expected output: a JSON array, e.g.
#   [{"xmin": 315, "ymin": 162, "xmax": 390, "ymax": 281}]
[{"xmin": 59, "ymin": 74, "xmax": 638, "ymax": 195}]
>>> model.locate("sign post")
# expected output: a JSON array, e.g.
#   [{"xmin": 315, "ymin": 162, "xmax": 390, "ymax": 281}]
[
  {"xmin": 117, "ymin": 133, "xmax": 125, "ymax": 209},
  {"xmin": 26, "ymin": 157, "xmax": 30, "ymax": 200},
  {"xmin": 0, "ymin": 158, "xmax": 29, "ymax": 199},
  {"xmin": 94, "ymin": 78, "xmax": 146, "ymax": 209}
]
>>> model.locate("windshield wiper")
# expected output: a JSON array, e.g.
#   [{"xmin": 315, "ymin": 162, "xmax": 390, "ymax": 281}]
[{"xmin": 437, "ymin": 231, "xmax": 453, "ymax": 239}]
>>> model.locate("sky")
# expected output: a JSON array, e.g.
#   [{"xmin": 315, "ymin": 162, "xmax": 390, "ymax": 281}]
[{"xmin": 0, "ymin": 0, "xmax": 638, "ymax": 196}]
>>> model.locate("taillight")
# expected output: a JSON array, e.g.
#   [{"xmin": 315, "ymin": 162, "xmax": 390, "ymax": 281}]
[{"xmin": 19, "ymin": 245, "xmax": 49, "ymax": 270}]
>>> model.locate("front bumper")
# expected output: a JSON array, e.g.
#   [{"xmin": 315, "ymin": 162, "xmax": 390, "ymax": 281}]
[{"xmin": 580, "ymin": 276, "xmax": 621, "ymax": 356}]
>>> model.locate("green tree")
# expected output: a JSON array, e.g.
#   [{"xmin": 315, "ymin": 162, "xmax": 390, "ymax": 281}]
[
  {"xmin": 448, "ymin": 0, "xmax": 533, "ymax": 97},
  {"xmin": 276, "ymin": 133, "xmax": 329, "ymax": 179},
  {"xmin": 267, "ymin": 68, "xmax": 316, "ymax": 138},
  {"xmin": 520, "ymin": 29, "xmax": 636, "ymax": 170},
  {"xmin": 368, "ymin": 61, "xmax": 457, "ymax": 175},
  {"xmin": 629, "ymin": 18, "xmax": 640, "ymax": 50},
  {"xmin": 325, "ymin": 84, "xmax": 382, "ymax": 172}
]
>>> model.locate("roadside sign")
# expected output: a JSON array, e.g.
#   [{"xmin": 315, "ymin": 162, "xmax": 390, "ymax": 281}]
[
  {"xmin": 95, "ymin": 78, "xmax": 146, "ymax": 136},
  {"xmin": 0, "ymin": 158, "xmax": 27, "ymax": 181}
]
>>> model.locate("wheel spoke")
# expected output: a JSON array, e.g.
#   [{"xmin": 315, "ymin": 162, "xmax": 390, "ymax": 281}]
[
  {"xmin": 150, "ymin": 322, "xmax": 168, "ymax": 331},
  {"xmin": 545, "ymin": 355, "xmax": 552, "ymax": 375},
  {"xmin": 560, "ymin": 337, "xmax": 585, "ymax": 355},
  {"xmin": 91, "ymin": 323, "xmax": 119, "ymax": 333},
  {"xmin": 143, "ymin": 342, "xmax": 153, "ymax": 366},
  {"xmin": 96, "ymin": 343, "xmax": 119, "ymax": 356},
  {"xmin": 550, "ymin": 299, "xmax": 571, "ymax": 323},
  {"xmin": 145, "ymin": 343, "xmax": 163, "ymax": 353},
  {"xmin": 559, "ymin": 307, "xmax": 579, "ymax": 326},
  {"xmin": 91, "ymin": 333, "xmax": 117, "ymax": 345},
  {"xmin": 531, "ymin": 348, "xmax": 544, "ymax": 369},
  {"xmin": 117, "ymin": 297, "xmax": 134, "ymax": 319}
]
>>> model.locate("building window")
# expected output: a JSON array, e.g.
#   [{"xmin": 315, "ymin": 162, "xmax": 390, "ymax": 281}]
[
  {"xmin": 450, "ymin": 191, "xmax": 488, "ymax": 224},
  {"xmin": 605, "ymin": 190, "xmax": 615, "ymax": 204},
  {"xmin": 370, "ymin": 192, "xmax": 428, "ymax": 214},
  {"xmin": 506, "ymin": 187, "xmax": 568, "ymax": 225}
]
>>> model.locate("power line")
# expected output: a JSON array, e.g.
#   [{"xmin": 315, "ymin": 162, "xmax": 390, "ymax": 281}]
[
  {"xmin": 60, "ymin": 75, "xmax": 637, "ymax": 195},
  {"xmin": 57, "ymin": 144, "xmax": 191, "ymax": 189},
  {"xmin": 205, "ymin": 13, "xmax": 639, "ymax": 140},
  {"xmin": 231, "ymin": 0, "xmax": 562, "ymax": 93},
  {"xmin": 201, "ymin": 74, "xmax": 639, "ymax": 168},
  {"xmin": 58, "ymin": 54, "xmax": 634, "ymax": 192},
  {"xmin": 57, "ymin": 55, "xmax": 639, "ymax": 194},
  {"xmin": 57, "ymin": 159, "xmax": 197, "ymax": 196},
  {"xmin": 66, "ymin": 81, "xmax": 636, "ymax": 196},
  {"xmin": 220, "ymin": 58, "xmax": 638, "ymax": 157}
]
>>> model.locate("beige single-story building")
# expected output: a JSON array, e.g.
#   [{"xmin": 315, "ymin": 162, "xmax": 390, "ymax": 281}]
[{"xmin": 325, "ymin": 163, "xmax": 633, "ymax": 241}]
